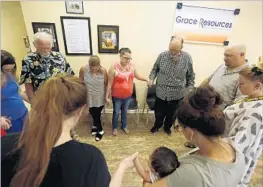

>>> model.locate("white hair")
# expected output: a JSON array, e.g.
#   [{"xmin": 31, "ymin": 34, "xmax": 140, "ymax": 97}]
[{"xmin": 33, "ymin": 32, "xmax": 53, "ymax": 44}]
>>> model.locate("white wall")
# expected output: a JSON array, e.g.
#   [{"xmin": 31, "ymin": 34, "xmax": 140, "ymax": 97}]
[{"xmin": 19, "ymin": 1, "xmax": 262, "ymax": 106}]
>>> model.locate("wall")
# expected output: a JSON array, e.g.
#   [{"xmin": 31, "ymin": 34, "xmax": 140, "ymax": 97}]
[
  {"xmin": 19, "ymin": 1, "xmax": 262, "ymax": 107},
  {"xmin": 0, "ymin": 1, "xmax": 28, "ymax": 74}
]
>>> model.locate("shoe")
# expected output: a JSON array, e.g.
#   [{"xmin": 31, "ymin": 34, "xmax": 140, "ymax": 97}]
[
  {"xmin": 122, "ymin": 128, "xmax": 130, "ymax": 134},
  {"xmin": 164, "ymin": 128, "xmax": 172, "ymax": 135},
  {"xmin": 95, "ymin": 131, "xmax": 104, "ymax": 141},
  {"xmin": 150, "ymin": 127, "xmax": 158, "ymax": 134},
  {"xmin": 184, "ymin": 142, "xmax": 196, "ymax": 148},
  {"xmin": 91, "ymin": 127, "xmax": 97, "ymax": 136},
  {"xmin": 112, "ymin": 129, "xmax": 118, "ymax": 136}
]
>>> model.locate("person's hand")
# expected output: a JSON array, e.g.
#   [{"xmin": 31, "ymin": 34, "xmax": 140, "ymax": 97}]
[
  {"xmin": 147, "ymin": 80, "xmax": 153, "ymax": 87},
  {"xmin": 143, "ymin": 180, "xmax": 151, "ymax": 187},
  {"xmin": 106, "ymin": 97, "xmax": 111, "ymax": 105},
  {"xmin": 120, "ymin": 152, "xmax": 139, "ymax": 170},
  {"xmin": 1, "ymin": 117, "xmax": 11, "ymax": 130}
]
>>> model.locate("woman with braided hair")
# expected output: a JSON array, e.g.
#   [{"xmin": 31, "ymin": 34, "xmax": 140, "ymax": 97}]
[{"xmin": 224, "ymin": 64, "xmax": 263, "ymax": 186}]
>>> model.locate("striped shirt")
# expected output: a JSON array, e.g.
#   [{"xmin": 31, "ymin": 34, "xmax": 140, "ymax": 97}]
[
  {"xmin": 209, "ymin": 62, "xmax": 248, "ymax": 109},
  {"xmin": 84, "ymin": 66, "xmax": 105, "ymax": 108},
  {"xmin": 149, "ymin": 51, "xmax": 195, "ymax": 101}
]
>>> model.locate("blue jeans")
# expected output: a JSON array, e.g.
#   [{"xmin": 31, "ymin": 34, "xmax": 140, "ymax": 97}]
[{"xmin": 112, "ymin": 96, "xmax": 131, "ymax": 129}]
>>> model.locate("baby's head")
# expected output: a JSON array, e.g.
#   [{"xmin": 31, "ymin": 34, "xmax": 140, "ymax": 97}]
[{"xmin": 150, "ymin": 147, "xmax": 180, "ymax": 178}]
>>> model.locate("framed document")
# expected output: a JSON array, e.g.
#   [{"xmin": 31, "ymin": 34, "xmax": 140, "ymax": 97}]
[{"xmin": 60, "ymin": 16, "xmax": 93, "ymax": 55}]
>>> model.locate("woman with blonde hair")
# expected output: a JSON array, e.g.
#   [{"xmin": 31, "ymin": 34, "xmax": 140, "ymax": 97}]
[
  {"xmin": 2, "ymin": 75, "xmax": 110, "ymax": 187},
  {"xmin": 224, "ymin": 63, "xmax": 263, "ymax": 186},
  {"xmin": 79, "ymin": 55, "xmax": 108, "ymax": 141}
]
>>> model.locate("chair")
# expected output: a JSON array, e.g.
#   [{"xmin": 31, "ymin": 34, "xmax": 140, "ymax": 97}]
[
  {"xmin": 143, "ymin": 84, "xmax": 156, "ymax": 125},
  {"xmin": 128, "ymin": 83, "xmax": 140, "ymax": 126}
]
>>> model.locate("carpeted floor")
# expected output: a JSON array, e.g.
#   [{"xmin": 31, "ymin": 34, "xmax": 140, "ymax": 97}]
[{"xmin": 76, "ymin": 113, "xmax": 263, "ymax": 187}]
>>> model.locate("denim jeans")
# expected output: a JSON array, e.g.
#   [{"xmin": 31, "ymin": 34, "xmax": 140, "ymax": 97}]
[{"xmin": 112, "ymin": 96, "xmax": 131, "ymax": 129}]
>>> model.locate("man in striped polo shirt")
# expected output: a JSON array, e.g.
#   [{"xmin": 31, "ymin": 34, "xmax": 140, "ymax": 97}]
[{"xmin": 148, "ymin": 35, "xmax": 195, "ymax": 135}]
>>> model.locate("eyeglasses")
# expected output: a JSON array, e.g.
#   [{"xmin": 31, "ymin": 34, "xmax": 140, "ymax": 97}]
[
  {"xmin": 2, "ymin": 68, "xmax": 15, "ymax": 73},
  {"xmin": 122, "ymin": 56, "xmax": 132, "ymax": 61}
]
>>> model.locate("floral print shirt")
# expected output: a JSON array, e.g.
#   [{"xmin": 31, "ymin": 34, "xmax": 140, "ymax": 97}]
[{"xmin": 20, "ymin": 51, "xmax": 74, "ymax": 91}]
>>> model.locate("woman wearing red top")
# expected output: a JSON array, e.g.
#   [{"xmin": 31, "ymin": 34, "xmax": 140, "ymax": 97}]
[{"xmin": 106, "ymin": 48, "xmax": 149, "ymax": 136}]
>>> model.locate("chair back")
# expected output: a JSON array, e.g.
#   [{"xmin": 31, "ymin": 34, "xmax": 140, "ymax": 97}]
[{"xmin": 146, "ymin": 84, "xmax": 156, "ymax": 110}]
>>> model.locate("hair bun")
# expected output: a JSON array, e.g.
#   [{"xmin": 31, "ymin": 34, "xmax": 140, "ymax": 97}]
[{"xmin": 189, "ymin": 86, "xmax": 222, "ymax": 112}]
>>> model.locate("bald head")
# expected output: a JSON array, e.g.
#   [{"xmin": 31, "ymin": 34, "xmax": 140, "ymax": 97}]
[
  {"xmin": 224, "ymin": 45, "xmax": 246, "ymax": 69},
  {"xmin": 169, "ymin": 37, "xmax": 183, "ymax": 54}
]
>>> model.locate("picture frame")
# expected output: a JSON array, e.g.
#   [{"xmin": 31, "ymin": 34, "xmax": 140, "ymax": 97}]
[
  {"xmin": 97, "ymin": 25, "xmax": 119, "ymax": 54},
  {"xmin": 65, "ymin": 1, "xmax": 84, "ymax": 14},
  {"xmin": 61, "ymin": 16, "xmax": 93, "ymax": 55},
  {"xmin": 32, "ymin": 22, "xmax": 60, "ymax": 52}
]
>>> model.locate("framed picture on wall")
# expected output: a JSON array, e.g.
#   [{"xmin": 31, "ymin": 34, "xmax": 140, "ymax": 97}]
[
  {"xmin": 32, "ymin": 22, "xmax": 60, "ymax": 52},
  {"xmin": 61, "ymin": 16, "xmax": 93, "ymax": 55},
  {"xmin": 65, "ymin": 1, "xmax": 84, "ymax": 14},
  {"xmin": 97, "ymin": 25, "xmax": 119, "ymax": 54}
]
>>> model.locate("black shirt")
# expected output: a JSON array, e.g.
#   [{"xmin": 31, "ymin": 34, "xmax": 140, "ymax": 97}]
[{"xmin": 1, "ymin": 133, "xmax": 111, "ymax": 187}]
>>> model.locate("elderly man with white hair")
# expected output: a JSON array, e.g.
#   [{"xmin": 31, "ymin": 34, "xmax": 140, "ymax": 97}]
[
  {"xmin": 20, "ymin": 32, "xmax": 74, "ymax": 102},
  {"xmin": 184, "ymin": 44, "xmax": 249, "ymax": 148}
]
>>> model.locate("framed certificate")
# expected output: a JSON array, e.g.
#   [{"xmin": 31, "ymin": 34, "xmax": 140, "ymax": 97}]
[{"xmin": 60, "ymin": 16, "xmax": 93, "ymax": 55}]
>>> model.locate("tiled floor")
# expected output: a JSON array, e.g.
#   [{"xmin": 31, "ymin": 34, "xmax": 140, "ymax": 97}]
[{"xmin": 76, "ymin": 113, "xmax": 263, "ymax": 187}]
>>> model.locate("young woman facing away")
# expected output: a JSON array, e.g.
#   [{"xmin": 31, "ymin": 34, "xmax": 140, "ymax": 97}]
[
  {"xmin": 110, "ymin": 86, "xmax": 246, "ymax": 187},
  {"xmin": 79, "ymin": 55, "xmax": 108, "ymax": 141},
  {"xmin": 106, "ymin": 47, "xmax": 149, "ymax": 136},
  {"xmin": 224, "ymin": 64, "xmax": 263, "ymax": 186},
  {"xmin": 1, "ymin": 50, "xmax": 29, "ymax": 134},
  {"xmin": 1, "ymin": 75, "xmax": 110, "ymax": 187}
]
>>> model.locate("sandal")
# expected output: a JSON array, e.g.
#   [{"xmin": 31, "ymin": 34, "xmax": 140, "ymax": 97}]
[
  {"xmin": 91, "ymin": 127, "xmax": 97, "ymax": 136},
  {"xmin": 95, "ymin": 131, "xmax": 104, "ymax": 141},
  {"xmin": 122, "ymin": 128, "xmax": 130, "ymax": 134},
  {"xmin": 184, "ymin": 142, "xmax": 196, "ymax": 148}
]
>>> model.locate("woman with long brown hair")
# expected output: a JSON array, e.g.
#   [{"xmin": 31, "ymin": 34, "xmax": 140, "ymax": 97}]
[
  {"xmin": 1, "ymin": 75, "xmax": 111, "ymax": 187},
  {"xmin": 79, "ymin": 55, "xmax": 108, "ymax": 141}
]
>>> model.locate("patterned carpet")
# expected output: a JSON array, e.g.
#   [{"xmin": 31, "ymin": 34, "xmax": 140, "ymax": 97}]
[{"xmin": 76, "ymin": 113, "xmax": 263, "ymax": 187}]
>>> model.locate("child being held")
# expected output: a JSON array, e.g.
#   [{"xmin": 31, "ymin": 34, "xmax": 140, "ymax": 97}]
[{"xmin": 134, "ymin": 146, "xmax": 180, "ymax": 183}]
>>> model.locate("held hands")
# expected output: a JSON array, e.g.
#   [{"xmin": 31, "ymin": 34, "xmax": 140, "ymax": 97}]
[
  {"xmin": 147, "ymin": 80, "xmax": 153, "ymax": 87},
  {"xmin": 1, "ymin": 116, "xmax": 11, "ymax": 130},
  {"xmin": 120, "ymin": 152, "xmax": 139, "ymax": 170},
  {"xmin": 106, "ymin": 97, "xmax": 111, "ymax": 105}
]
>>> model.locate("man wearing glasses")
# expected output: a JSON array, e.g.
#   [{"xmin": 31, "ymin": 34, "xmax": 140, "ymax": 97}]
[{"xmin": 148, "ymin": 35, "xmax": 195, "ymax": 135}]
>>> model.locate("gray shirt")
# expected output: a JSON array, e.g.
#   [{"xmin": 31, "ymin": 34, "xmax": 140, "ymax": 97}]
[
  {"xmin": 167, "ymin": 150, "xmax": 245, "ymax": 187},
  {"xmin": 149, "ymin": 51, "xmax": 195, "ymax": 101},
  {"xmin": 209, "ymin": 63, "xmax": 248, "ymax": 109}
]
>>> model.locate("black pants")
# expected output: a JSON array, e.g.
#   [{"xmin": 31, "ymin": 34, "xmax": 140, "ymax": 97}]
[
  {"xmin": 154, "ymin": 97, "xmax": 183, "ymax": 130},
  {"xmin": 89, "ymin": 105, "xmax": 104, "ymax": 132}
]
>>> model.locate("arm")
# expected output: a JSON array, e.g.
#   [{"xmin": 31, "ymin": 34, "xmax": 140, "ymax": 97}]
[
  {"xmin": 62, "ymin": 53, "xmax": 75, "ymax": 75},
  {"xmin": 102, "ymin": 67, "xmax": 108, "ymax": 87},
  {"xmin": 134, "ymin": 156, "xmax": 151, "ymax": 182},
  {"xmin": 149, "ymin": 54, "xmax": 162, "ymax": 83},
  {"xmin": 79, "ymin": 66, "xmax": 85, "ymax": 81},
  {"xmin": 185, "ymin": 55, "xmax": 195, "ymax": 90},
  {"xmin": 110, "ymin": 152, "xmax": 138, "ymax": 187},
  {"xmin": 20, "ymin": 59, "xmax": 34, "ymax": 102},
  {"xmin": 24, "ymin": 83, "xmax": 35, "ymax": 102},
  {"xmin": 143, "ymin": 178, "xmax": 168, "ymax": 187},
  {"xmin": 135, "ymin": 69, "xmax": 148, "ymax": 82},
  {"xmin": 106, "ymin": 66, "xmax": 115, "ymax": 101},
  {"xmin": 19, "ymin": 90, "xmax": 30, "ymax": 104}
]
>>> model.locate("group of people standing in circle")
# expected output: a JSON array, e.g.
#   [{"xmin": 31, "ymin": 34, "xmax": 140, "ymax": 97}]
[{"xmin": 1, "ymin": 31, "xmax": 263, "ymax": 187}]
